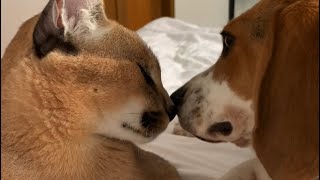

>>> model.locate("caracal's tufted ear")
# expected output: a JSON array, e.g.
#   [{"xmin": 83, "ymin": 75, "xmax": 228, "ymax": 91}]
[
  {"xmin": 33, "ymin": 0, "xmax": 107, "ymax": 58},
  {"xmin": 253, "ymin": 0, "xmax": 319, "ymax": 179}
]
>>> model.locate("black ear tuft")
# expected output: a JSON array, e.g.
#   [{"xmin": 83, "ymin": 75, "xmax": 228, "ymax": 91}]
[{"xmin": 33, "ymin": 0, "xmax": 77, "ymax": 58}]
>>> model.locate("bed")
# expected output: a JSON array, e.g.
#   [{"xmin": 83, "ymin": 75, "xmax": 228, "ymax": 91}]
[{"xmin": 136, "ymin": 17, "xmax": 255, "ymax": 180}]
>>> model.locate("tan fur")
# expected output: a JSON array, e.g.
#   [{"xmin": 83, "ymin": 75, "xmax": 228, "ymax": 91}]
[
  {"xmin": 172, "ymin": 0, "xmax": 318, "ymax": 179},
  {"xmin": 1, "ymin": 2, "xmax": 180, "ymax": 179}
]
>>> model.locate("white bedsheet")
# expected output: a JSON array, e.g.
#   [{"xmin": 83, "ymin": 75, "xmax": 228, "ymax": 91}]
[{"xmin": 137, "ymin": 18, "xmax": 255, "ymax": 180}]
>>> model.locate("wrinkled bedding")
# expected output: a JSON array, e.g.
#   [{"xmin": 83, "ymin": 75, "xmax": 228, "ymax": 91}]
[{"xmin": 137, "ymin": 18, "xmax": 255, "ymax": 180}]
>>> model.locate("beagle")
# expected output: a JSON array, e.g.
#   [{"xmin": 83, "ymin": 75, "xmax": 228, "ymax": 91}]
[{"xmin": 171, "ymin": 0, "xmax": 319, "ymax": 179}]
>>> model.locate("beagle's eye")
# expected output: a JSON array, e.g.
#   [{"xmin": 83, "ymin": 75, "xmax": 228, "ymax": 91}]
[
  {"xmin": 221, "ymin": 31, "xmax": 235, "ymax": 56},
  {"xmin": 223, "ymin": 35, "xmax": 234, "ymax": 48}
]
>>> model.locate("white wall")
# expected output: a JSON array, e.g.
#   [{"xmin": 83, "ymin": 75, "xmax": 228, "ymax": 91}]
[
  {"xmin": 235, "ymin": 0, "xmax": 258, "ymax": 17},
  {"xmin": 175, "ymin": 0, "xmax": 228, "ymax": 28},
  {"xmin": 1, "ymin": 0, "xmax": 47, "ymax": 57},
  {"xmin": 175, "ymin": 0, "xmax": 258, "ymax": 28}
]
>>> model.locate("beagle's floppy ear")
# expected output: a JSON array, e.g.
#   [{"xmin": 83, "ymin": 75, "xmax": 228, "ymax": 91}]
[
  {"xmin": 253, "ymin": 1, "xmax": 319, "ymax": 179},
  {"xmin": 33, "ymin": 0, "xmax": 106, "ymax": 58}
]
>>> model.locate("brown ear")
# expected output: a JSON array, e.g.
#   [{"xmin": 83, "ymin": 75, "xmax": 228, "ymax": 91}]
[{"xmin": 253, "ymin": 1, "xmax": 319, "ymax": 179}]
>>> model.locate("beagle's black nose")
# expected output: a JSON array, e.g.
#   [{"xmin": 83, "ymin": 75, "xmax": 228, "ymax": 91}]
[
  {"xmin": 170, "ymin": 86, "xmax": 187, "ymax": 108},
  {"xmin": 208, "ymin": 122, "xmax": 233, "ymax": 136}
]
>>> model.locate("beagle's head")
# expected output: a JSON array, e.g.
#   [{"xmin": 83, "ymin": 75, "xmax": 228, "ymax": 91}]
[
  {"xmin": 171, "ymin": 0, "xmax": 319, "ymax": 149},
  {"xmin": 170, "ymin": 1, "xmax": 271, "ymax": 147}
]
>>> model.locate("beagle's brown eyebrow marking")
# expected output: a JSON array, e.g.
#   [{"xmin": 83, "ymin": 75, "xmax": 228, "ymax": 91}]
[{"xmin": 252, "ymin": 17, "xmax": 266, "ymax": 39}]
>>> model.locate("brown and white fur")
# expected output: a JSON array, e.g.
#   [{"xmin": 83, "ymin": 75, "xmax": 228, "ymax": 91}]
[
  {"xmin": 1, "ymin": 0, "xmax": 180, "ymax": 179},
  {"xmin": 171, "ymin": 0, "xmax": 319, "ymax": 179}
]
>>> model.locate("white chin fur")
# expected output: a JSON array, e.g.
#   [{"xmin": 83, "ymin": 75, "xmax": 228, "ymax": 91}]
[
  {"xmin": 182, "ymin": 71, "xmax": 255, "ymax": 143},
  {"xmin": 95, "ymin": 100, "xmax": 155, "ymax": 144}
]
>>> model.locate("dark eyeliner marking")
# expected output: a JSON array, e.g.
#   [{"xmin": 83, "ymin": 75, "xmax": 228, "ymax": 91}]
[{"xmin": 138, "ymin": 64, "xmax": 155, "ymax": 86}]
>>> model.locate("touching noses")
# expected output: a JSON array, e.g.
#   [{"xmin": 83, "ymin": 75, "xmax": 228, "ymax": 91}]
[
  {"xmin": 170, "ymin": 86, "xmax": 187, "ymax": 110},
  {"xmin": 167, "ymin": 100, "xmax": 177, "ymax": 121}
]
